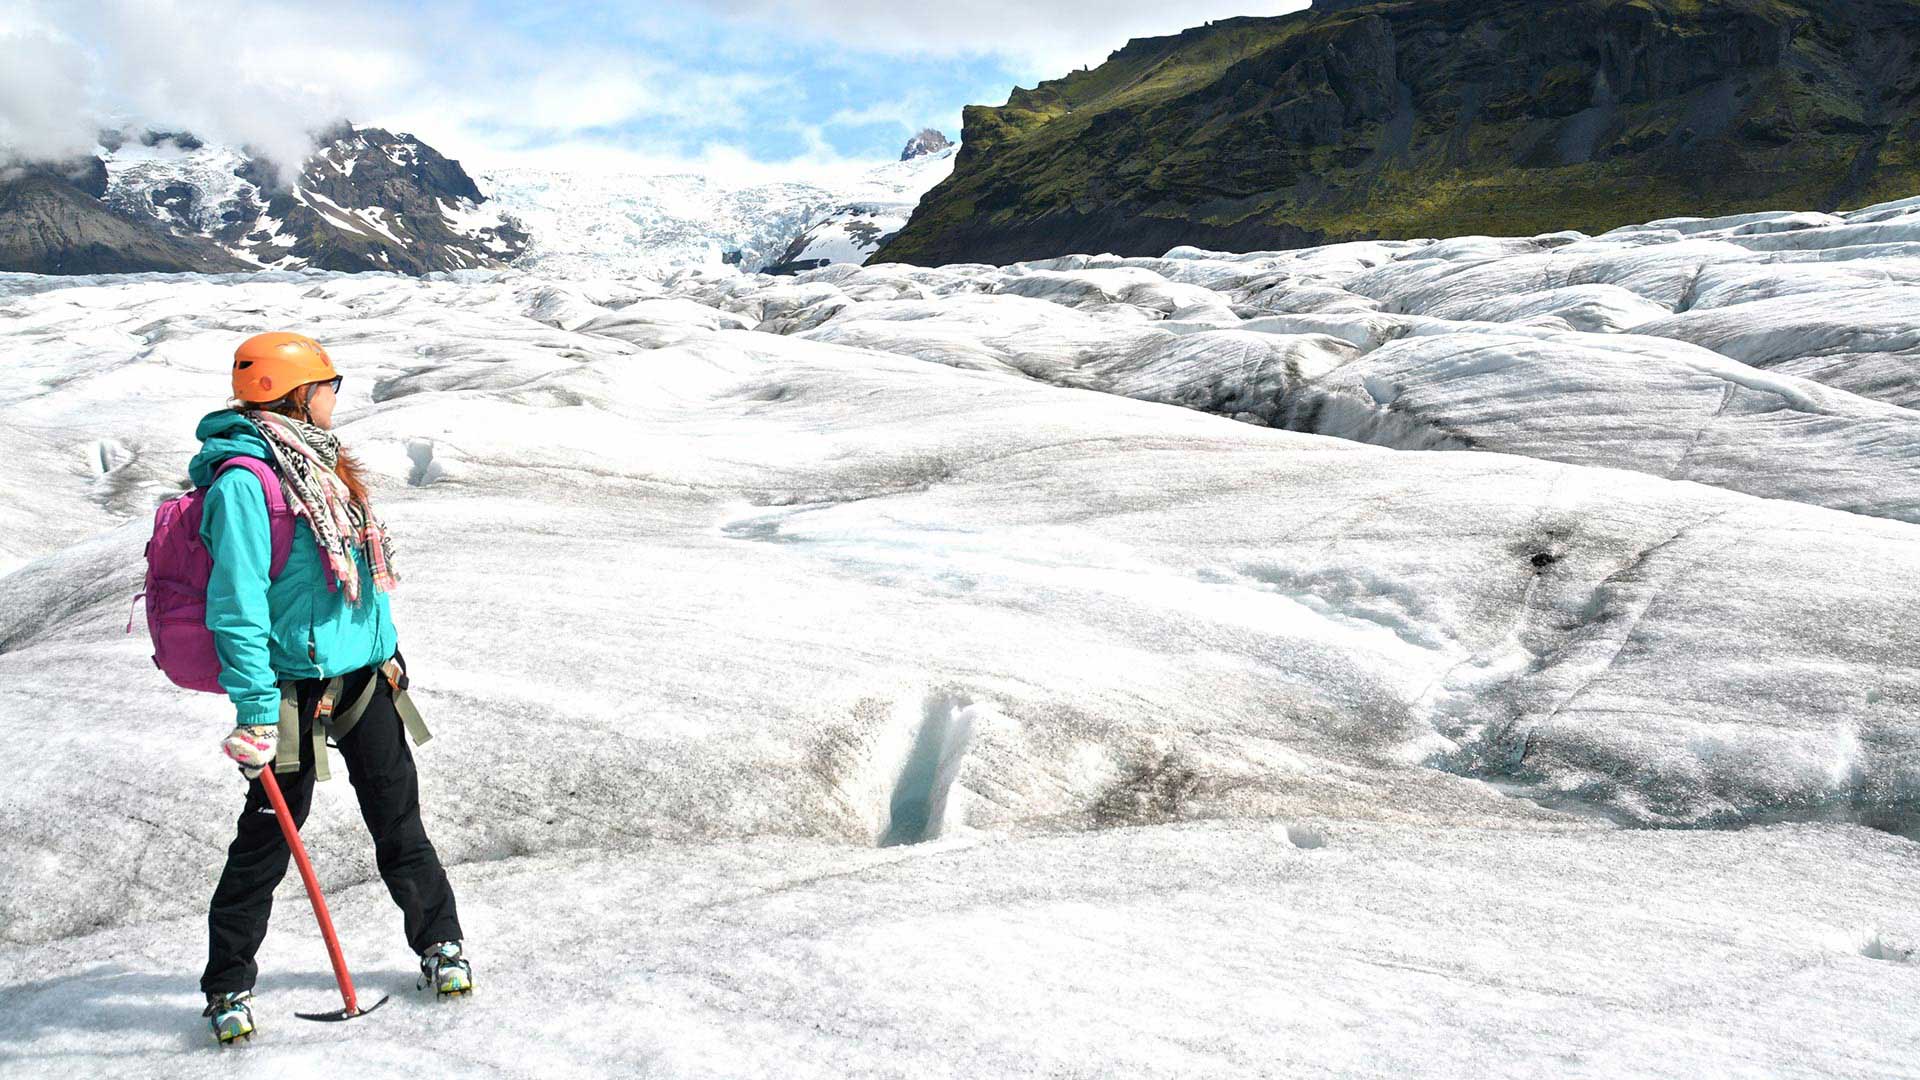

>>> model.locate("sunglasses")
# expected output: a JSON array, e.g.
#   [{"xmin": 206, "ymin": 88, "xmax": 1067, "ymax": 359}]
[{"xmin": 299, "ymin": 375, "xmax": 344, "ymax": 405}]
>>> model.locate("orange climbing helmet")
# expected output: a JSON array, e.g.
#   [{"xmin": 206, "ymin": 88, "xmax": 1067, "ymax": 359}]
[{"xmin": 231, "ymin": 332, "xmax": 336, "ymax": 403}]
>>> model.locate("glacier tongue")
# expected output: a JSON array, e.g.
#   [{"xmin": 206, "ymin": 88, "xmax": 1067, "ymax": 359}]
[
  {"xmin": 0, "ymin": 197, "xmax": 1917, "ymax": 1077},
  {"xmin": 478, "ymin": 147, "xmax": 956, "ymax": 277}
]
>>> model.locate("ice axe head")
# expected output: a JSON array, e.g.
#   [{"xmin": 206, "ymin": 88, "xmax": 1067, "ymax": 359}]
[{"xmin": 297, "ymin": 994, "xmax": 390, "ymax": 1022}]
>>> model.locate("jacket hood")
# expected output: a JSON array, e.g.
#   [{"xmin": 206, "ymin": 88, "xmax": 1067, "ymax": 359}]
[{"xmin": 188, "ymin": 409, "xmax": 273, "ymax": 488}]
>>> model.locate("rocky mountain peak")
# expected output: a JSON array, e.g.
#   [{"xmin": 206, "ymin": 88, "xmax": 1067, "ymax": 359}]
[
  {"xmin": 302, "ymin": 125, "xmax": 486, "ymax": 206},
  {"xmin": 0, "ymin": 121, "xmax": 527, "ymax": 276},
  {"xmin": 218, "ymin": 122, "xmax": 524, "ymax": 273},
  {"xmin": 901, "ymin": 129, "xmax": 954, "ymax": 161}
]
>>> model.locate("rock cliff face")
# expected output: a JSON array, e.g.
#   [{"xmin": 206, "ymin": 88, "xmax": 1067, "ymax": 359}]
[{"xmin": 874, "ymin": 0, "xmax": 1920, "ymax": 266}]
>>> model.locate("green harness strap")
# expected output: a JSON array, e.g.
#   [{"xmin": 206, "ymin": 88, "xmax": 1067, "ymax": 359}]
[
  {"xmin": 274, "ymin": 681, "xmax": 300, "ymax": 776},
  {"xmin": 327, "ymin": 670, "xmax": 380, "ymax": 742},
  {"xmin": 310, "ymin": 717, "xmax": 332, "ymax": 782},
  {"xmin": 392, "ymin": 685, "xmax": 433, "ymax": 747},
  {"xmin": 382, "ymin": 658, "xmax": 433, "ymax": 748},
  {"xmin": 270, "ymin": 660, "xmax": 431, "ymax": 782}
]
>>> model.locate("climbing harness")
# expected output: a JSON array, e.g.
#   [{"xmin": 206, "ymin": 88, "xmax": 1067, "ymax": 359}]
[{"xmin": 274, "ymin": 655, "xmax": 431, "ymax": 780}]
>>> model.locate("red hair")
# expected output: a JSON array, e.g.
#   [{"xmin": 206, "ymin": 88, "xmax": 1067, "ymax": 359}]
[
  {"xmin": 331, "ymin": 448, "xmax": 373, "ymax": 506},
  {"xmin": 230, "ymin": 393, "xmax": 372, "ymax": 506}
]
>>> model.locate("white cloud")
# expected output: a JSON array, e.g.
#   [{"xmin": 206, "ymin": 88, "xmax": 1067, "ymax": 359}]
[
  {"xmin": 703, "ymin": 0, "xmax": 1312, "ymax": 76},
  {"xmin": 379, "ymin": 60, "xmax": 773, "ymax": 161},
  {"xmin": 0, "ymin": 0, "xmax": 1317, "ymax": 181},
  {"xmin": 0, "ymin": 0, "xmax": 789, "ymax": 175},
  {"xmin": 375, "ymin": 58, "xmax": 789, "ymax": 178},
  {"xmin": 824, "ymin": 95, "xmax": 948, "ymax": 136},
  {"xmin": 469, "ymin": 136, "xmax": 879, "ymax": 188},
  {"xmin": 0, "ymin": 0, "xmax": 409, "ymax": 171},
  {"xmin": 0, "ymin": 20, "xmax": 97, "ymax": 162}
]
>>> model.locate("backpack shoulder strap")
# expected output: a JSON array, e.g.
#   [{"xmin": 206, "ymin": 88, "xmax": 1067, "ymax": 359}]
[{"xmin": 213, "ymin": 457, "xmax": 295, "ymax": 580}]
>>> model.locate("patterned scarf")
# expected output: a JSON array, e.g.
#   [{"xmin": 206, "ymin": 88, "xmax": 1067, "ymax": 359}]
[{"xmin": 245, "ymin": 409, "xmax": 399, "ymax": 604}]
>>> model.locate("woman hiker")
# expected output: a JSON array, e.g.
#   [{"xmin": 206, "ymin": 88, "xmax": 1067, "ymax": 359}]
[{"xmin": 194, "ymin": 331, "xmax": 471, "ymax": 1043}]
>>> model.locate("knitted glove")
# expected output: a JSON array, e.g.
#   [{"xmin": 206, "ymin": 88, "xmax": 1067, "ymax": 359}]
[{"xmin": 221, "ymin": 725, "xmax": 279, "ymax": 780}]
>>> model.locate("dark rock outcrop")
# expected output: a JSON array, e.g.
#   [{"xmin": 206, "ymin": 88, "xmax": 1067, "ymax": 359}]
[
  {"xmin": 875, "ymin": 0, "xmax": 1920, "ymax": 266},
  {"xmin": 140, "ymin": 130, "xmax": 204, "ymax": 151}
]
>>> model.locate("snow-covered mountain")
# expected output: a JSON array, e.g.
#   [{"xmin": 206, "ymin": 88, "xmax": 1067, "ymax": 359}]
[
  {"xmin": 899, "ymin": 127, "xmax": 954, "ymax": 161},
  {"xmin": 5, "ymin": 127, "xmax": 954, "ymax": 279},
  {"xmin": 0, "ymin": 195, "xmax": 1916, "ymax": 1076},
  {"xmin": 99, "ymin": 125, "xmax": 526, "ymax": 273},
  {"xmin": 0, "ymin": 153, "xmax": 249, "ymax": 274},
  {"xmin": 97, "ymin": 129, "xmax": 253, "ymax": 238},
  {"xmin": 481, "ymin": 133, "xmax": 957, "ymax": 277}
]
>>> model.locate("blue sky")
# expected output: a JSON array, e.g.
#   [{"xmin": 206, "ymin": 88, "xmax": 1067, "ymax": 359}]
[
  {"xmin": 449, "ymin": 0, "xmax": 1035, "ymax": 165},
  {"xmin": 3, "ymin": 0, "xmax": 1308, "ymax": 178}
]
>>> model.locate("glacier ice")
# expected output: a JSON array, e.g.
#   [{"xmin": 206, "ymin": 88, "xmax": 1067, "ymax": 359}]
[
  {"xmin": 477, "ymin": 148, "xmax": 955, "ymax": 278},
  {"xmin": 0, "ymin": 199, "xmax": 1917, "ymax": 1076}
]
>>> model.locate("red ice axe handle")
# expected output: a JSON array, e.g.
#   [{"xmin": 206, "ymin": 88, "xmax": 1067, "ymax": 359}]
[{"xmin": 257, "ymin": 766, "xmax": 371, "ymax": 1019}]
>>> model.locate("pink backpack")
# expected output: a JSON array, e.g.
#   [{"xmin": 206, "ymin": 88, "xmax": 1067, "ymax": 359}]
[{"xmin": 135, "ymin": 457, "xmax": 295, "ymax": 692}]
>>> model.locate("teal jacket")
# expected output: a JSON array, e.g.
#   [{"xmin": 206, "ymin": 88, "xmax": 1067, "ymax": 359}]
[{"xmin": 191, "ymin": 410, "xmax": 397, "ymax": 726}]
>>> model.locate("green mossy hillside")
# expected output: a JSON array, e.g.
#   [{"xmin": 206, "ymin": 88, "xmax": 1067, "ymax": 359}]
[{"xmin": 876, "ymin": 0, "xmax": 1920, "ymax": 266}]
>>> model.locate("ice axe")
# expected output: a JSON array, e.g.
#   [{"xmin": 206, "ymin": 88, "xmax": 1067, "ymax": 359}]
[{"xmin": 256, "ymin": 766, "xmax": 389, "ymax": 1022}]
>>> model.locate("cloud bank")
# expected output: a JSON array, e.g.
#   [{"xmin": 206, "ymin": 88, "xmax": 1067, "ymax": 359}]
[
  {"xmin": 1, "ymin": 0, "xmax": 1310, "ymax": 176},
  {"xmin": 0, "ymin": 0, "xmax": 404, "ymax": 170}
]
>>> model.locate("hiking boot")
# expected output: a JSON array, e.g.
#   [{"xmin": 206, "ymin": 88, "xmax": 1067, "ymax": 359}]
[
  {"xmin": 203, "ymin": 990, "xmax": 255, "ymax": 1044},
  {"xmin": 418, "ymin": 940, "xmax": 473, "ymax": 996}
]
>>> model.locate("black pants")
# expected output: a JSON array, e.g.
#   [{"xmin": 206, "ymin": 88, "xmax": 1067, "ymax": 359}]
[{"xmin": 201, "ymin": 663, "xmax": 462, "ymax": 995}]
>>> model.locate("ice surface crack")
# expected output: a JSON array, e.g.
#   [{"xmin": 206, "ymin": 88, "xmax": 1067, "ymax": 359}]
[
  {"xmin": 1533, "ymin": 508, "xmax": 1739, "ymax": 732},
  {"xmin": 1666, "ymin": 383, "xmax": 1736, "ymax": 480}
]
